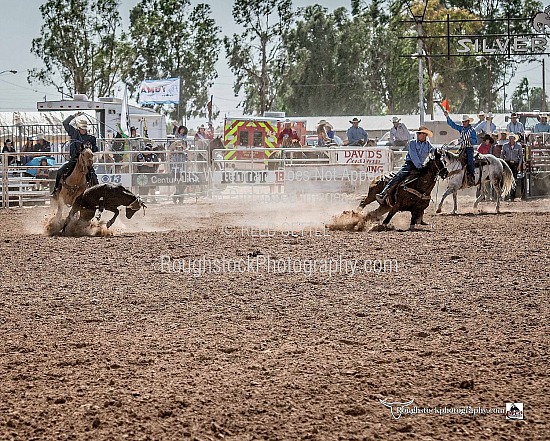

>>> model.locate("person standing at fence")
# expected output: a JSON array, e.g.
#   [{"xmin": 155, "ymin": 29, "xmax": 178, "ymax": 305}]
[
  {"xmin": 277, "ymin": 119, "xmax": 300, "ymax": 146},
  {"xmin": 2, "ymin": 139, "xmax": 17, "ymax": 166},
  {"xmin": 345, "ymin": 118, "xmax": 368, "ymax": 146},
  {"xmin": 474, "ymin": 111, "xmax": 486, "ymax": 134},
  {"xmin": 136, "ymin": 144, "xmax": 159, "ymax": 203},
  {"xmin": 34, "ymin": 135, "xmax": 51, "ymax": 153},
  {"xmin": 506, "ymin": 113, "xmax": 525, "ymax": 139},
  {"xmin": 206, "ymin": 121, "xmax": 215, "ymax": 140},
  {"xmin": 316, "ymin": 120, "xmax": 329, "ymax": 146},
  {"xmin": 534, "ymin": 114, "xmax": 550, "ymax": 133},
  {"xmin": 501, "ymin": 133, "xmax": 523, "ymax": 201},
  {"xmin": 475, "ymin": 112, "xmax": 496, "ymax": 135},
  {"xmin": 389, "ymin": 117, "xmax": 411, "ymax": 148}
]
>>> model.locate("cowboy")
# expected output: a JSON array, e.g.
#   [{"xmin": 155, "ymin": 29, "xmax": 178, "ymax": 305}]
[
  {"xmin": 51, "ymin": 112, "xmax": 98, "ymax": 198},
  {"xmin": 389, "ymin": 116, "xmax": 411, "ymax": 147},
  {"xmin": 443, "ymin": 110, "xmax": 477, "ymax": 184},
  {"xmin": 345, "ymin": 117, "xmax": 368, "ymax": 146},
  {"xmin": 277, "ymin": 118, "xmax": 300, "ymax": 146},
  {"xmin": 376, "ymin": 126, "xmax": 434, "ymax": 203},
  {"xmin": 500, "ymin": 133, "xmax": 523, "ymax": 201},
  {"xmin": 316, "ymin": 120, "xmax": 329, "ymax": 146},
  {"xmin": 474, "ymin": 111, "xmax": 486, "ymax": 130},
  {"xmin": 534, "ymin": 113, "xmax": 550, "ymax": 133},
  {"xmin": 506, "ymin": 113, "xmax": 525, "ymax": 138},
  {"xmin": 475, "ymin": 112, "xmax": 496, "ymax": 135}
]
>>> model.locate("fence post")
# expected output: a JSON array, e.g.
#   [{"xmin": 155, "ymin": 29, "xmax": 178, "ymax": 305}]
[{"xmin": 1, "ymin": 153, "xmax": 8, "ymax": 208}]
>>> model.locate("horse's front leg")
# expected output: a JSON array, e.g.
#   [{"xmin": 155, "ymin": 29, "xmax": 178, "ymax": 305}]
[
  {"xmin": 436, "ymin": 187, "xmax": 455, "ymax": 213},
  {"xmin": 106, "ymin": 208, "xmax": 119, "ymax": 228}
]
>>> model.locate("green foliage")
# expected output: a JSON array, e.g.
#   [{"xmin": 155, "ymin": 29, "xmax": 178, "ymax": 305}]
[
  {"xmin": 511, "ymin": 78, "xmax": 548, "ymax": 111},
  {"xmin": 224, "ymin": 0, "xmax": 294, "ymax": 115},
  {"xmin": 128, "ymin": 0, "xmax": 221, "ymax": 120},
  {"xmin": 29, "ymin": 0, "xmax": 131, "ymax": 99}
]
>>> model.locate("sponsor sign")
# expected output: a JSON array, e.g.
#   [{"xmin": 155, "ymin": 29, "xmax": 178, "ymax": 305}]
[
  {"xmin": 213, "ymin": 170, "xmax": 282, "ymax": 185},
  {"xmin": 138, "ymin": 78, "xmax": 180, "ymax": 105},
  {"xmin": 97, "ymin": 173, "xmax": 132, "ymax": 187},
  {"xmin": 336, "ymin": 147, "xmax": 392, "ymax": 175},
  {"xmin": 132, "ymin": 172, "xmax": 205, "ymax": 187}
]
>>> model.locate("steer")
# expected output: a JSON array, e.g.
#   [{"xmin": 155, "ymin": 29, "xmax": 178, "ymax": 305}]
[{"xmin": 62, "ymin": 183, "xmax": 147, "ymax": 231}]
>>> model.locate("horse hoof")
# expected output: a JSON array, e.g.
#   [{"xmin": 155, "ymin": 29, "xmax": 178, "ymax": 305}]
[{"xmin": 436, "ymin": 208, "xmax": 442, "ymax": 214}]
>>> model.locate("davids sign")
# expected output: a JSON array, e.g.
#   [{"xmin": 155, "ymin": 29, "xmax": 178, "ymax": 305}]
[{"xmin": 336, "ymin": 147, "xmax": 392, "ymax": 175}]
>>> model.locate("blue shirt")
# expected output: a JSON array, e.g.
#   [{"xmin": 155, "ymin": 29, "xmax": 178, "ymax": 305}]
[
  {"xmin": 446, "ymin": 116, "xmax": 478, "ymax": 145},
  {"xmin": 475, "ymin": 120, "xmax": 496, "ymax": 134},
  {"xmin": 506, "ymin": 121, "xmax": 525, "ymax": 134},
  {"xmin": 346, "ymin": 126, "xmax": 368, "ymax": 144},
  {"xmin": 534, "ymin": 122, "xmax": 550, "ymax": 133},
  {"xmin": 406, "ymin": 139, "xmax": 435, "ymax": 169}
]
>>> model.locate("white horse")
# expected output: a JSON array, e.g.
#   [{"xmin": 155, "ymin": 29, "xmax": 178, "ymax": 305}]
[{"xmin": 436, "ymin": 150, "xmax": 515, "ymax": 214}]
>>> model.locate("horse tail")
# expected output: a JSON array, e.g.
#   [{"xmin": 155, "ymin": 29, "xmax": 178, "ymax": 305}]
[{"xmin": 499, "ymin": 159, "xmax": 516, "ymax": 197}]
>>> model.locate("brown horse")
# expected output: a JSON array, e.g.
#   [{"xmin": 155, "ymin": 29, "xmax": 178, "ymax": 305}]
[
  {"xmin": 357, "ymin": 149, "xmax": 448, "ymax": 229},
  {"xmin": 53, "ymin": 147, "xmax": 95, "ymax": 223}
]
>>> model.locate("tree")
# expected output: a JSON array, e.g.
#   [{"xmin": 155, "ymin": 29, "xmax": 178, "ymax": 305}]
[
  {"xmin": 224, "ymin": 0, "xmax": 294, "ymax": 115},
  {"xmin": 128, "ymin": 0, "xmax": 221, "ymax": 120},
  {"xmin": 29, "ymin": 0, "xmax": 131, "ymax": 100},
  {"xmin": 511, "ymin": 78, "xmax": 548, "ymax": 111}
]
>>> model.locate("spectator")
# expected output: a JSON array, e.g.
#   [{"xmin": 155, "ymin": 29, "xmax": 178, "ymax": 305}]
[
  {"xmin": 474, "ymin": 111, "xmax": 486, "ymax": 134},
  {"xmin": 277, "ymin": 119, "xmax": 300, "ymax": 146},
  {"xmin": 534, "ymin": 113, "xmax": 550, "ymax": 133},
  {"xmin": 345, "ymin": 117, "xmax": 368, "ymax": 146},
  {"xmin": 21, "ymin": 137, "xmax": 35, "ymax": 165},
  {"xmin": 490, "ymin": 133, "xmax": 504, "ymax": 158},
  {"xmin": 500, "ymin": 133, "xmax": 523, "ymax": 201},
  {"xmin": 35, "ymin": 158, "xmax": 50, "ymax": 190},
  {"xmin": 475, "ymin": 112, "xmax": 496, "ymax": 135},
  {"xmin": 206, "ymin": 121, "xmax": 215, "ymax": 140},
  {"xmin": 477, "ymin": 134, "xmax": 493, "ymax": 154},
  {"xmin": 129, "ymin": 126, "xmax": 142, "ymax": 151},
  {"xmin": 136, "ymin": 144, "xmax": 160, "ymax": 202},
  {"xmin": 169, "ymin": 140, "xmax": 188, "ymax": 204},
  {"xmin": 174, "ymin": 125, "xmax": 188, "ymax": 140},
  {"xmin": 2, "ymin": 139, "xmax": 17, "ymax": 166},
  {"xmin": 506, "ymin": 113, "xmax": 525, "ymax": 139},
  {"xmin": 34, "ymin": 135, "xmax": 51, "ymax": 153},
  {"xmin": 316, "ymin": 120, "xmax": 329, "ymax": 146},
  {"xmin": 325, "ymin": 122, "xmax": 343, "ymax": 146},
  {"xmin": 389, "ymin": 116, "xmax": 411, "ymax": 148}
]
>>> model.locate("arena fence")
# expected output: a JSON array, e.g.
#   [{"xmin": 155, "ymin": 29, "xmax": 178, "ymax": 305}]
[{"xmin": 2, "ymin": 135, "xmax": 549, "ymax": 208}]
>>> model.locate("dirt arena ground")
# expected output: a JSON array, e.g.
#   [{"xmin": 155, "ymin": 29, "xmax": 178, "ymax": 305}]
[{"xmin": 0, "ymin": 192, "xmax": 548, "ymax": 440}]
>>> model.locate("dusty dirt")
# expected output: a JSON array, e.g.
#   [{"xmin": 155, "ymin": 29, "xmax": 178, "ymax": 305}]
[{"xmin": 0, "ymin": 194, "xmax": 549, "ymax": 440}]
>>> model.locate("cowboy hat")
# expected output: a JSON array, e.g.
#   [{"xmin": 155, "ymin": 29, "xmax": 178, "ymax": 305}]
[
  {"xmin": 483, "ymin": 134, "xmax": 494, "ymax": 142},
  {"xmin": 416, "ymin": 126, "xmax": 433, "ymax": 138},
  {"xmin": 34, "ymin": 133, "xmax": 46, "ymax": 140},
  {"xmin": 317, "ymin": 119, "xmax": 327, "ymax": 126},
  {"xmin": 510, "ymin": 112, "xmax": 518, "ymax": 118},
  {"xmin": 325, "ymin": 122, "xmax": 333, "ymax": 129},
  {"xmin": 507, "ymin": 133, "xmax": 519, "ymax": 141},
  {"xmin": 391, "ymin": 116, "xmax": 401, "ymax": 123},
  {"xmin": 486, "ymin": 112, "xmax": 494, "ymax": 118},
  {"xmin": 76, "ymin": 119, "xmax": 88, "ymax": 130},
  {"xmin": 283, "ymin": 118, "xmax": 291, "ymax": 123},
  {"xmin": 478, "ymin": 111, "xmax": 485, "ymax": 116},
  {"xmin": 349, "ymin": 117, "xmax": 361, "ymax": 124},
  {"xmin": 461, "ymin": 115, "xmax": 474, "ymax": 123}
]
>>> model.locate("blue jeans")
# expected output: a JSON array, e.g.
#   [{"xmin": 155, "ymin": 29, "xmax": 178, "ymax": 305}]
[
  {"xmin": 381, "ymin": 160, "xmax": 415, "ymax": 193},
  {"xmin": 466, "ymin": 146, "xmax": 474, "ymax": 177}
]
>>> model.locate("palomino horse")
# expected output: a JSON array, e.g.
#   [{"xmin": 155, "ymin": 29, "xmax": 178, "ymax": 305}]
[
  {"xmin": 357, "ymin": 148, "xmax": 448, "ymax": 229},
  {"xmin": 53, "ymin": 146, "xmax": 95, "ymax": 224},
  {"xmin": 436, "ymin": 150, "xmax": 515, "ymax": 214}
]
